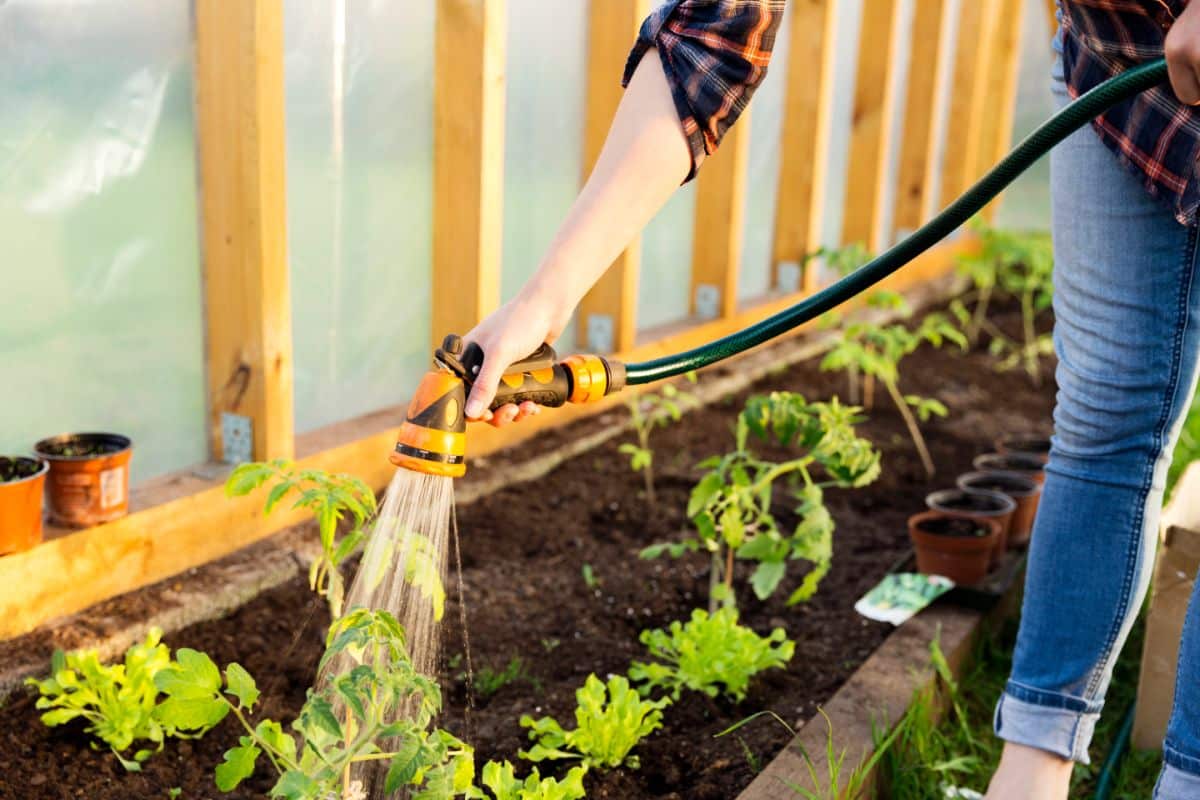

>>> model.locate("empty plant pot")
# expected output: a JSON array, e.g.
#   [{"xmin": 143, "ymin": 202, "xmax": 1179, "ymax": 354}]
[
  {"xmin": 957, "ymin": 471, "xmax": 1041, "ymax": 548},
  {"xmin": 34, "ymin": 433, "xmax": 132, "ymax": 528},
  {"xmin": 973, "ymin": 451, "xmax": 1045, "ymax": 485},
  {"xmin": 908, "ymin": 510, "xmax": 1001, "ymax": 585},
  {"xmin": 925, "ymin": 488, "xmax": 1016, "ymax": 568},
  {"xmin": 0, "ymin": 457, "xmax": 48, "ymax": 554},
  {"xmin": 994, "ymin": 435, "xmax": 1051, "ymax": 464}
]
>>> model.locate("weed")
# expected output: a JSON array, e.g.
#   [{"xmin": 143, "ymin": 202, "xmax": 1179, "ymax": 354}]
[{"xmin": 476, "ymin": 657, "xmax": 538, "ymax": 698}]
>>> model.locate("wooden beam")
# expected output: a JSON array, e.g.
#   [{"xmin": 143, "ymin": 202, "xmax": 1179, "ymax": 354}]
[
  {"xmin": 577, "ymin": 0, "xmax": 650, "ymax": 352},
  {"xmin": 893, "ymin": 0, "xmax": 953, "ymax": 236},
  {"xmin": 194, "ymin": 0, "xmax": 294, "ymax": 462},
  {"xmin": 433, "ymin": 0, "xmax": 505, "ymax": 341},
  {"xmin": 840, "ymin": 0, "xmax": 905, "ymax": 253},
  {"xmin": 690, "ymin": 111, "xmax": 751, "ymax": 320},
  {"xmin": 0, "ymin": 238, "xmax": 977, "ymax": 640},
  {"xmin": 1044, "ymin": 0, "xmax": 1058, "ymax": 34},
  {"xmin": 940, "ymin": 0, "xmax": 1003, "ymax": 209},
  {"xmin": 772, "ymin": 0, "xmax": 838, "ymax": 292},
  {"xmin": 979, "ymin": 0, "xmax": 1026, "ymax": 220}
]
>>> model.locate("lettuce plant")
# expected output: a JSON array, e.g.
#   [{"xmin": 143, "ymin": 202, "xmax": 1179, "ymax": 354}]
[
  {"xmin": 629, "ymin": 608, "xmax": 794, "ymax": 702},
  {"xmin": 225, "ymin": 460, "xmax": 376, "ymax": 617},
  {"xmin": 26, "ymin": 628, "xmax": 173, "ymax": 771},
  {"xmin": 642, "ymin": 392, "xmax": 879, "ymax": 608},
  {"xmin": 619, "ymin": 372, "xmax": 698, "ymax": 503},
  {"xmin": 520, "ymin": 674, "xmax": 670, "ymax": 770},
  {"xmin": 469, "ymin": 761, "xmax": 587, "ymax": 800}
]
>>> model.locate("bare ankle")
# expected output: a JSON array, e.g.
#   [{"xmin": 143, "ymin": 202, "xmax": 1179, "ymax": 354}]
[{"xmin": 985, "ymin": 742, "xmax": 1074, "ymax": 800}]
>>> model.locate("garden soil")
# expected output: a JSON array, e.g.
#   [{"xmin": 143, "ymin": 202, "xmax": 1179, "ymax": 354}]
[{"xmin": 2, "ymin": 303, "xmax": 1055, "ymax": 800}]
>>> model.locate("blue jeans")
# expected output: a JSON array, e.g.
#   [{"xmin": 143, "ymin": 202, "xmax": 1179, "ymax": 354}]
[{"xmin": 993, "ymin": 64, "xmax": 1200, "ymax": 797}]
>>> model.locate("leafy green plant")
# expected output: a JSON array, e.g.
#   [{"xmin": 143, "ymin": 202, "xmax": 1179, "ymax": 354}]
[
  {"xmin": 468, "ymin": 760, "xmax": 587, "ymax": 800},
  {"xmin": 642, "ymin": 392, "xmax": 879, "ymax": 608},
  {"xmin": 629, "ymin": 607, "xmax": 794, "ymax": 702},
  {"xmin": 619, "ymin": 372, "xmax": 698, "ymax": 503},
  {"xmin": 476, "ymin": 657, "xmax": 538, "ymax": 698},
  {"xmin": 226, "ymin": 460, "xmax": 376, "ymax": 617},
  {"xmin": 520, "ymin": 674, "xmax": 670, "ymax": 770},
  {"xmin": 154, "ymin": 608, "xmax": 474, "ymax": 800},
  {"xmin": 820, "ymin": 312, "xmax": 964, "ymax": 477},
  {"xmin": 26, "ymin": 628, "xmax": 174, "ymax": 771}
]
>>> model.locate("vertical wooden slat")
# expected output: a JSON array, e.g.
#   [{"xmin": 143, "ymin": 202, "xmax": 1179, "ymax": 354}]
[
  {"xmin": 893, "ymin": 0, "xmax": 953, "ymax": 237},
  {"xmin": 978, "ymin": 0, "xmax": 1026, "ymax": 220},
  {"xmin": 194, "ymin": 0, "xmax": 294, "ymax": 462},
  {"xmin": 433, "ymin": 0, "xmax": 506, "ymax": 342},
  {"xmin": 690, "ymin": 111, "xmax": 751, "ymax": 320},
  {"xmin": 1044, "ymin": 0, "xmax": 1058, "ymax": 33},
  {"xmin": 840, "ymin": 0, "xmax": 905, "ymax": 253},
  {"xmin": 772, "ymin": 0, "xmax": 838, "ymax": 292},
  {"xmin": 940, "ymin": 0, "xmax": 1003, "ymax": 208},
  {"xmin": 577, "ymin": 0, "xmax": 649, "ymax": 352}
]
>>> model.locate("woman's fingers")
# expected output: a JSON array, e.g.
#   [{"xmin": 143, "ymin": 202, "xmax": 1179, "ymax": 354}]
[{"xmin": 1166, "ymin": 8, "xmax": 1200, "ymax": 105}]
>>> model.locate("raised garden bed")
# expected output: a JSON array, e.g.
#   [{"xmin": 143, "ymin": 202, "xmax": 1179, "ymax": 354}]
[{"xmin": 2, "ymin": 299, "xmax": 1055, "ymax": 800}]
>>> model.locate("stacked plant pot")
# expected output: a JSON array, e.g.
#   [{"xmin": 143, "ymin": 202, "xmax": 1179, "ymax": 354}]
[{"xmin": 909, "ymin": 434, "xmax": 1048, "ymax": 585}]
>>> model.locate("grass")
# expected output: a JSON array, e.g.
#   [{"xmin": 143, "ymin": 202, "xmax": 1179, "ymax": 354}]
[{"xmin": 1167, "ymin": 386, "xmax": 1200, "ymax": 500}]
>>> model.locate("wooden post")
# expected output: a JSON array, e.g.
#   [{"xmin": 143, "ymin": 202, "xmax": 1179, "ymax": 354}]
[
  {"xmin": 840, "ymin": 0, "xmax": 905, "ymax": 254},
  {"xmin": 772, "ymin": 0, "xmax": 838, "ymax": 293},
  {"xmin": 577, "ymin": 0, "xmax": 650, "ymax": 352},
  {"xmin": 690, "ymin": 112, "xmax": 750, "ymax": 320},
  {"xmin": 433, "ymin": 0, "xmax": 506, "ymax": 342},
  {"xmin": 194, "ymin": 0, "xmax": 294, "ymax": 462},
  {"xmin": 893, "ymin": 0, "xmax": 953, "ymax": 237},
  {"xmin": 1044, "ymin": 0, "xmax": 1058, "ymax": 33},
  {"xmin": 978, "ymin": 0, "xmax": 1025, "ymax": 220},
  {"xmin": 940, "ymin": 0, "xmax": 1002, "ymax": 208}
]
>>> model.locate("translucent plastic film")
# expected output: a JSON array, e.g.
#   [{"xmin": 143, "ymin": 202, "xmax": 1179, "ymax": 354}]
[{"xmin": 0, "ymin": 1, "xmax": 206, "ymax": 483}]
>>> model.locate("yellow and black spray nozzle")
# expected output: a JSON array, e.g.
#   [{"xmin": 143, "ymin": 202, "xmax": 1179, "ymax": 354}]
[{"xmin": 391, "ymin": 334, "xmax": 627, "ymax": 478}]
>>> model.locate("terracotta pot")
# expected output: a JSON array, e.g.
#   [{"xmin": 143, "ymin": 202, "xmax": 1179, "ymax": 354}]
[
  {"xmin": 908, "ymin": 510, "xmax": 1001, "ymax": 585},
  {"xmin": 994, "ymin": 435, "xmax": 1051, "ymax": 464},
  {"xmin": 973, "ymin": 451, "xmax": 1045, "ymax": 485},
  {"xmin": 957, "ymin": 471, "xmax": 1041, "ymax": 548},
  {"xmin": 925, "ymin": 488, "xmax": 1016, "ymax": 569},
  {"xmin": 34, "ymin": 433, "xmax": 132, "ymax": 528},
  {"xmin": 0, "ymin": 457, "xmax": 48, "ymax": 554}
]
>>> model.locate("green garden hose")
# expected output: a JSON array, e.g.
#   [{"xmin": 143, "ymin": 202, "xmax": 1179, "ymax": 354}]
[{"xmin": 623, "ymin": 58, "xmax": 1170, "ymax": 385}]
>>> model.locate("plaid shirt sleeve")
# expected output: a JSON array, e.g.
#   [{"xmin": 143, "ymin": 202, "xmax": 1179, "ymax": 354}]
[{"xmin": 622, "ymin": 0, "xmax": 785, "ymax": 182}]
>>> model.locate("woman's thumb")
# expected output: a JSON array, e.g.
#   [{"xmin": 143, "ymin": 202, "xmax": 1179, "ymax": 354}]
[{"xmin": 465, "ymin": 350, "xmax": 505, "ymax": 419}]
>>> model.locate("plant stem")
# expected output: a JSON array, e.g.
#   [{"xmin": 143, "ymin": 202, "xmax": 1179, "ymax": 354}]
[
  {"xmin": 863, "ymin": 373, "xmax": 875, "ymax": 411},
  {"xmin": 1021, "ymin": 289, "xmax": 1041, "ymax": 387},
  {"xmin": 883, "ymin": 377, "xmax": 935, "ymax": 477},
  {"xmin": 847, "ymin": 365, "xmax": 861, "ymax": 404},
  {"xmin": 708, "ymin": 551, "xmax": 721, "ymax": 614},
  {"xmin": 724, "ymin": 545, "xmax": 735, "ymax": 602},
  {"xmin": 967, "ymin": 283, "xmax": 992, "ymax": 345}
]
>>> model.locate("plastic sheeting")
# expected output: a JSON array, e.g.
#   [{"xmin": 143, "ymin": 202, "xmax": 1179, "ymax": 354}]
[{"xmin": 0, "ymin": 1, "xmax": 206, "ymax": 483}]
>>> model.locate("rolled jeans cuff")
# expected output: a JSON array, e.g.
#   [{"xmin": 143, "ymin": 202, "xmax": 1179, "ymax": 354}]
[
  {"xmin": 993, "ymin": 686, "xmax": 1100, "ymax": 764},
  {"xmin": 1157, "ymin": 747, "xmax": 1200, "ymax": 799}
]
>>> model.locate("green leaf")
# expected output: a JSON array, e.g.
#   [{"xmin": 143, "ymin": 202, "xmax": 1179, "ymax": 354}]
[
  {"xmin": 224, "ymin": 663, "xmax": 260, "ymax": 710},
  {"xmin": 156, "ymin": 649, "xmax": 221, "ymax": 698},
  {"xmin": 749, "ymin": 561, "xmax": 787, "ymax": 600},
  {"xmin": 270, "ymin": 770, "xmax": 320, "ymax": 800},
  {"xmin": 385, "ymin": 737, "xmax": 423, "ymax": 793},
  {"xmin": 688, "ymin": 473, "xmax": 723, "ymax": 518},
  {"xmin": 255, "ymin": 719, "xmax": 297, "ymax": 763},
  {"xmin": 215, "ymin": 737, "xmax": 260, "ymax": 791}
]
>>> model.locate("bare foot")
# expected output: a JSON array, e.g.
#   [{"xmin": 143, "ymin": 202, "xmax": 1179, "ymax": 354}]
[{"xmin": 985, "ymin": 742, "xmax": 1074, "ymax": 800}]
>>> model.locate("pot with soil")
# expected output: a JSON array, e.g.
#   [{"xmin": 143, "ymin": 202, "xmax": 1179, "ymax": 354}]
[
  {"xmin": 957, "ymin": 470, "xmax": 1041, "ymax": 548},
  {"xmin": 0, "ymin": 457, "xmax": 49, "ymax": 554},
  {"xmin": 994, "ymin": 434, "xmax": 1051, "ymax": 464},
  {"xmin": 973, "ymin": 451, "xmax": 1045, "ymax": 485},
  {"xmin": 34, "ymin": 433, "xmax": 132, "ymax": 528},
  {"xmin": 908, "ymin": 510, "xmax": 1001, "ymax": 585},
  {"xmin": 925, "ymin": 488, "xmax": 1016, "ymax": 568}
]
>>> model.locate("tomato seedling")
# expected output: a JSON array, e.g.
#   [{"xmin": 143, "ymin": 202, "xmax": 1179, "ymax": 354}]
[{"xmin": 619, "ymin": 372, "xmax": 698, "ymax": 503}]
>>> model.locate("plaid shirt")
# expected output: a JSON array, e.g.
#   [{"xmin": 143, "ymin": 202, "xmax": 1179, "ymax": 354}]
[
  {"xmin": 623, "ymin": 0, "xmax": 785, "ymax": 181},
  {"xmin": 1041, "ymin": 2, "xmax": 1200, "ymax": 224}
]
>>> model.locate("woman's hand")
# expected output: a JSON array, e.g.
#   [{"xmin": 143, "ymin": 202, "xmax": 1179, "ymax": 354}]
[{"xmin": 1166, "ymin": 1, "xmax": 1200, "ymax": 105}]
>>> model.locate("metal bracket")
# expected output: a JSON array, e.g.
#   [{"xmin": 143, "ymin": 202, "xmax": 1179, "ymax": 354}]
[
  {"xmin": 695, "ymin": 284, "xmax": 721, "ymax": 320},
  {"xmin": 778, "ymin": 261, "xmax": 802, "ymax": 294},
  {"xmin": 220, "ymin": 412, "xmax": 253, "ymax": 464},
  {"xmin": 586, "ymin": 313, "xmax": 614, "ymax": 353}
]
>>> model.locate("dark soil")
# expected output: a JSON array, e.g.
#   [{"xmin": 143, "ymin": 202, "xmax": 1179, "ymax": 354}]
[
  {"xmin": 0, "ymin": 457, "xmax": 42, "ymax": 482},
  {"xmin": 915, "ymin": 517, "xmax": 989, "ymax": 537},
  {"xmin": 1, "ymin": 301, "xmax": 1056, "ymax": 800},
  {"xmin": 974, "ymin": 452, "xmax": 1044, "ymax": 477},
  {"xmin": 35, "ymin": 435, "xmax": 128, "ymax": 459},
  {"xmin": 930, "ymin": 489, "xmax": 1011, "ymax": 514},
  {"xmin": 960, "ymin": 472, "xmax": 1038, "ymax": 495}
]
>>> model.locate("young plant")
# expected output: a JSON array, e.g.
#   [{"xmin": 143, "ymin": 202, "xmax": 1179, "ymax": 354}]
[
  {"xmin": 642, "ymin": 392, "xmax": 880, "ymax": 608},
  {"xmin": 469, "ymin": 761, "xmax": 587, "ymax": 800},
  {"xmin": 619, "ymin": 372, "xmax": 698, "ymax": 503},
  {"xmin": 809, "ymin": 244, "xmax": 874, "ymax": 403},
  {"xmin": 820, "ymin": 313, "xmax": 965, "ymax": 477},
  {"xmin": 26, "ymin": 628, "xmax": 174, "ymax": 771},
  {"xmin": 154, "ymin": 608, "xmax": 474, "ymax": 800},
  {"xmin": 226, "ymin": 460, "xmax": 376, "ymax": 617},
  {"xmin": 520, "ymin": 674, "xmax": 670, "ymax": 770},
  {"xmin": 629, "ymin": 607, "xmax": 794, "ymax": 702},
  {"xmin": 475, "ymin": 657, "xmax": 538, "ymax": 698}
]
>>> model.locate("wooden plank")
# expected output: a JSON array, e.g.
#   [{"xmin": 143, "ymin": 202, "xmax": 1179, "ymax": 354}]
[
  {"xmin": 940, "ymin": 0, "xmax": 1003, "ymax": 208},
  {"xmin": 690, "ymin": 111, "xmax": 751, "ymax": 320},
  {"xmin": 893, "ymin": 0, "xmax": 953, "ymax": 236},
  {"xmin": 1044, "ymin": 0, "xmax": 1058, "ymax": 33},
  {"xmin": 772, "ymin": 0, "xmax": 838, "ymax": 292},
  {"xmin": 194, "ymin": 0, "xmax": 294, "ymax": 461},
  {"xmin": 979, "ymin": 0, "xmax": 1026, "ymax": 220},
  {"xmin": 432, "ymin": 0, "xmax": 506, "ymax": 341},
  {"xmin": 577, "ymin": 0, "xmax": 650, "ymax": 352},
  {"xmin": 841, "ymin": 0, "xmax": 906, "ymax": 253}
]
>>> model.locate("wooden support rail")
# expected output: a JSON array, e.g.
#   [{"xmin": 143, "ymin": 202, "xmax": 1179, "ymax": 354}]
[
  {"xmin": 433, "ymin": 0, "xmax": 506, "ymax": 342},
  {"xmin": 690, "ymin": 113, "xmax": 751, "ymax": 320},
  {"xmin": 195, "ymin": 0, "xmax": 294, "ymax": 462},
  {"xmin": 979, "ymin": 0, "xmax": 1025, "ymax": 221}
]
